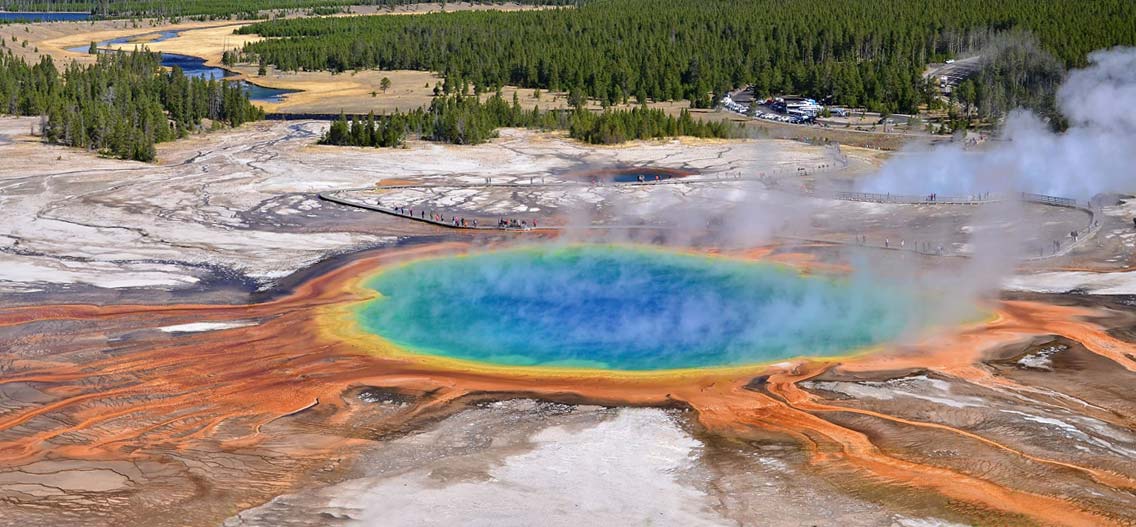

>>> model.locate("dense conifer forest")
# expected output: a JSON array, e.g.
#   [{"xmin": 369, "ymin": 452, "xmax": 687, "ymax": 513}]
[
  {"xmin": 240, "ymin": 0, "xmax": 1136, "ymax": 114},
  {"xmin": 319, "ymin": 92, "xmax": 737, "ymax": 147},
  {"xmin": 0, "ymin": 50, "xmax": 263, "ymax": 161},
  {"xmin": 0, "ymin": 0, "xmax": 577, "ymax": 20}
]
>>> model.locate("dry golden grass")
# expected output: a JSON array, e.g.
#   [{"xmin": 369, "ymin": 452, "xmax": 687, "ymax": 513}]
[
  {"xmin": 6, "ymin": 7, "xmax": 587, "ymax": 115},
  {"xmin": 8, "ymin": 2, "xmax": 554, "ymax": 68},
  {"xmin": 19, "ymin": 20, "xmax": 244, "ymax": 65},
  {"xmin": 4, "ymin": 7, "xmax": 906, "ymax": 149},
  {"xmin": 137, "ymin": 23, "xmax": 259, "ymax": 63},
  {"xmin": 239, "ymin": 70, "xmax": 727, "ymax": 116},
  {"xmin": 4, "ymin": 6, "xmax": 713, "ymax": 117}
]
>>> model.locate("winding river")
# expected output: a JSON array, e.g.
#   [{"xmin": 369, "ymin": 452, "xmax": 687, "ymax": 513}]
[{"xmin": 70, "ymin": 31, "xmax": 297, "ymax": 103}]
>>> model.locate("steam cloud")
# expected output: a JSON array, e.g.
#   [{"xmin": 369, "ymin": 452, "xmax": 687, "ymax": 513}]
[
  {"xmin": 863, "ymin": 47, "xmax": 1136, "ymax": 199},
  {"xmin": 499, "ymin": 47, "xmax": 1136, "ymax": 348}
]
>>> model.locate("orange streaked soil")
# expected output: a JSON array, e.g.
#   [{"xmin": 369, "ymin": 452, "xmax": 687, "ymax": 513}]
[{"xmin": 1, "ymin": 242, "xmax": 1134, "ymax": 526}]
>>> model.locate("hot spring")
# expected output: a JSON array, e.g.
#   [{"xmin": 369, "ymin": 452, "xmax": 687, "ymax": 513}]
[
  {"xmin": 573, "ymin": 167, "xmax": 692, "ymax": 183},
  {"xmin": 355, "ymin": 245, "xmax": 922, "ymax": 371}
]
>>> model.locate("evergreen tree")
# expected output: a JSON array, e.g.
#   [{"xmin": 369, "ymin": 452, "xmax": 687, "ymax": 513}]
[
  {"xmin": 0, "ymin": 49, "xmax": 263, "ymax": 161},
  {"xmin": 317, "ymin": 93, "xmax": 738, "ymax": 148},
  {"xmin": 239, "ymin": 0, "xmax": 1135, "ymax": 114}
]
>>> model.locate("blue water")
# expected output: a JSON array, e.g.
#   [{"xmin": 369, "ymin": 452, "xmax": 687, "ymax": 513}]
[
  {"xmin": 611, "ymin": 171, "xmax": 676, "ymax": 183},
  {"xmin": 161, "ymin": 53, "xmax": 228, "ymax": 80},
  {"xmin": 242, "ymin": 81, "xmax": 298, "ymax": 103},
  {"xmin": 163, "ymin": 55, "xmax": 297, "ymax": 101},
  {"xmin": 72, "ymin": 34, "xmax": 297, "ymax": 102},
  {"xmin": 67, "ymin": 30, "xmax": 179, "ymax": 53},
  {"xmin": 0, "ymin": 12, "xmax": 89, "ymax": 22},
  {"xmin": 357, "ymin": 245, "xmax": 921, "ymax": 371},
  {"xmin": 109, "ymin": 30, "xmax": 179, "ymax": 46}
]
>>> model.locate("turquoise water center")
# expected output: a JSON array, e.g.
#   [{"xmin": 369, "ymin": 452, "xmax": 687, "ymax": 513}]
[{"xmin": 356, "ymin": 245, "xmax": 922, "ymax": 371}]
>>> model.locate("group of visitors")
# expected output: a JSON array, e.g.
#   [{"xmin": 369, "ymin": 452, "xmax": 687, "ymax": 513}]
[
  {"xmin": 498, "ymin": 218, "xmax": 537, "ymax": 230},
  {"xmin": 385, "ymin": 203, "xmax": 547, "ymax": 231},
  {"xmin": 919, "ymin": 192, "xmax": 990, "ymax": 203},
  {"xmin": 386, "ymin": 205, "xmax": 477, "ymax": 228},
  {"xmin": 858, "ymin": 235, "xmax": 946, "ymax": 256}
]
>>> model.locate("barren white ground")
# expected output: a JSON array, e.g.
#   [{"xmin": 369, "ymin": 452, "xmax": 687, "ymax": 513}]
[
  {"xmin": 224, "ymin": 403, "xmax": 970, "ymax": 527},
  {"xmin": 0, "ymin": 118, "xmax": 843, "ymax": 294}
]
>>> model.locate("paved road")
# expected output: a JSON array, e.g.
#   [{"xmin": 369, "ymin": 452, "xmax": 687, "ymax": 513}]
[{"xmin": 923, "ymin": 56, "xmax": 982, "ymax": 91}]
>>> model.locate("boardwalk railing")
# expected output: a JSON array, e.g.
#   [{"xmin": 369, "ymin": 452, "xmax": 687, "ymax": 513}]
[
  {"xmin": 1021, "ymin": 192, "xmax": 1079, "ymax": 208},
  {"xmin": 788, "ymin": 188, "xmax": 1086, "ymax": 210},
  {"xmin": 827, "ymin": 191, "xmax": 990, "ymax": 204},
  {"xmin": 321, "ymin": 174, "xmax": 1100, "ymax": 260},
  {"xmin": 318, "ymin": 191, "xmax": 534, "ymax": 231}
]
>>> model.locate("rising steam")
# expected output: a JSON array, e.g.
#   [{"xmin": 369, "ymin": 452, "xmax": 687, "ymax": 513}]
[{"xmin": 863, "ymin": 47, "xmax": 1136, "ymax": 199}]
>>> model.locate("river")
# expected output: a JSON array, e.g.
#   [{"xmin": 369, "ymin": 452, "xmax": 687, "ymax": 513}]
[{"xmin": 70, "ymin": 31, "xmax": 297, "ymax": 103}]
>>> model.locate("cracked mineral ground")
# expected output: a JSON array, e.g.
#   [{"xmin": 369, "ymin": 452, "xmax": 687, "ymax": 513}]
[{"xmin": 1, "ymin": 110, "xmax": 1135, "ymax": 527}]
